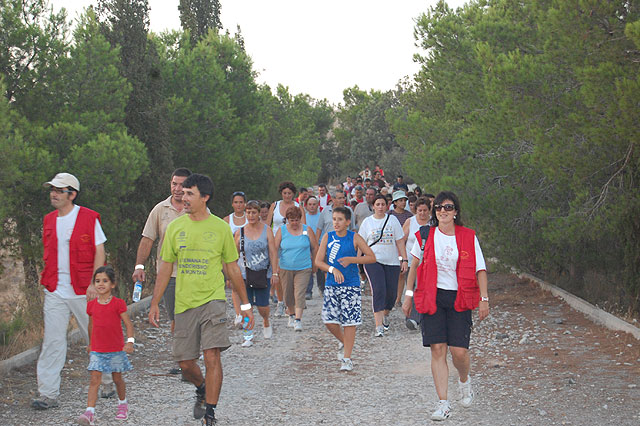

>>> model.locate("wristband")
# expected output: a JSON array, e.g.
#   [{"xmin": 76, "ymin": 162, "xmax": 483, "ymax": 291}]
[
  {"xmin": 134, "ymin": 264, "xmax": 144, "ymax": 270},
  {"xmin": 405, "ymin": 290, "xmax": 414, "ymax": 297},
  {"xmin": 240, "ymin": 303, "xmax": 252, "ymax": 311},
  {"xmin": 328, "ymin": 266, "xmax": 335, "ymax": 274},
  {"xmin": 480, "ymin": 296, "xmax": 489, "ymax": 302},
  {"xmin": 127, "ymin": 337, "xmax": 135, "ymax": 343},
  {"xmin": 272, "ymin": 273, "xmax": 279, "ymax": 277}
]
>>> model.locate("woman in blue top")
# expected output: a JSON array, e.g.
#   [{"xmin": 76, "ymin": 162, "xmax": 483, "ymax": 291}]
[
  {"xmin": 275, "ymin": 206, "xmax": 318, "ymax": 331},
  {"xmin": 315, "ymin": 207, "xmax": 376, "ymax": 371}
]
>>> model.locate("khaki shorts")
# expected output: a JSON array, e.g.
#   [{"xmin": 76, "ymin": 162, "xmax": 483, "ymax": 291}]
[
  {"xmin": 173, "ymin": 299, "xmax": 230, "ymax": 361},
  {"xmin": 280, "ymin": 268, "xmax": 312, "ymax": 311}
]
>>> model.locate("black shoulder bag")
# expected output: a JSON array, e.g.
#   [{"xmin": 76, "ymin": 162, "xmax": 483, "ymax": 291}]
[
  {"xmin": 369, "ymin": 214, "xmax": 391, "ymax": 247},
  {"xmin": 241, "ymin": 227, "xmax": 269, "ymax": 289}
]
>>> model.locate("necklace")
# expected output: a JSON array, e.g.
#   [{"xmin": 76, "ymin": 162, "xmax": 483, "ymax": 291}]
[
  {"xmin": 98, "ymin": 295, "xmax": 112, "ymax": 305},
  {"xmin": 233, "ymin": 212, "xmax": 246, "ymax": 219}
]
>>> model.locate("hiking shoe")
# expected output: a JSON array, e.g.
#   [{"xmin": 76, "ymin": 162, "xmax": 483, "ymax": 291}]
[
  {"xmin": 375, "ymin": 326, "xmax": 384, "ymax": 337},
  {"xmin": 294, "ymin": 320, "xmax": 302, "ymax": 332},
  {"xmin": 459, "ymin": 377, "xmax": 474, "ymax": 407},
  {"xmin": 100, "ymin": 382, "xmax": 116, "ymax": 399},
  {"xmin": 77, "ymin": 410, "xmax": 95, "ymax": 425},
  {"xmin": 382, "ymin": 315, "xmax": 390, "ymax": 331},
  {"xmin": 431, "ymin": 400, "xmax": 451, "ymax": 421},
  {"xmin": 405, "ymin": 318, "xmax": 418, "ymax": 330},
  {"xmin": 340, "ymin": 358, "xmax": 353, "ymax": 371},
  {"xmin": 194, "ymin": 388, "xmax": 206, "ymax": 419},
  {"xmin": 263, "ymin": 325, "xmax": 273, "ymax": 339},
  {"xmin": 202, "ymin": 412, "xmax": 217, "ymax": 425},
  {"xmin": 275, "ymin": 302, "xmax": 285, "ymax": 317},
  {"xmin": 115, "ymin": 403, "xmax": 128, "ymax": 420},
  {"xmin": 31, "ymin": 396, "xmax": 59, "ymax": 410},
  {"xmin": 337, "ymin": 341, "xmax": 344, "ymax": 360},
  {"xmin": 288, "ymin": 315, "xmax": 295, "ymax": 327}
]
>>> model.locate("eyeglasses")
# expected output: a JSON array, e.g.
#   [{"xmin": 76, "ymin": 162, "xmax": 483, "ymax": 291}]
[
  {"xmin": 434, "ymin": 204, "xmax": 456, "ymax": 212},
  {"xmin": 49, "ymin": 187, "xmax": 73, "ymax": 194}
]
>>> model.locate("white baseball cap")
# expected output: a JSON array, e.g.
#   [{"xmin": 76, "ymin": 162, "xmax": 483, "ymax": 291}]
[{"xmin": 44, "ymin": 173, "xmax": 80, "ymax": 191}]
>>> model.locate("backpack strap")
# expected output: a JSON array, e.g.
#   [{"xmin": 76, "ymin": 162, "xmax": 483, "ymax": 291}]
[{"xmin": 419, "ymin": 225, "xmax": 431, "ymax": 251}]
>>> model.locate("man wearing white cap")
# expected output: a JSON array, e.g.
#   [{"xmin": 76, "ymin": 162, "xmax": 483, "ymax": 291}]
[{"xmin": 32, "ymin": 173, "xmax": 107, "ymax": 410}]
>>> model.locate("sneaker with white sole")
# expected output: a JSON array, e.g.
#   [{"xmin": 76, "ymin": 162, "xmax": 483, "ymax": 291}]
[
  {"xmin": 340, "ymin": 358, "xmax": 353, "ymax": 371},
  {"xmin": 115, "ymin": 403, "xmax": 128, "ymax": 420},
  {"xmin": 405, "ymin": 318, "xmax": 418, "ymax": 330},
  {"xmin": 77, "ymin": 410, "xmax": 95, "ymax": 425},
  {"xmin": 337, "ymin": 341, "xmax": 344, "ymax": 360},
  {"xmin": 459, "ymin": 377, "xmax": 474, "ymax": 407},
  {"xmin": 374, "ymin": 325, "xmax": 384, "ymax": 337},
  {"xmin": 241, "ymin": 339, "xmax": 253, "ymax": 347},
  {"xmin": 288, "ymin": 315, "xmax": 295, "ymax": 327},
  {"xmin": 263, "ymin": 325, "xmax": 273, "ymax": 339},
  {"xmin": 294, "ymin": 320, "xmax": 302, "ymax": 332},
  {"xmin": 431, "ymin": 400, "xmax": 451, "ymax": 421},
  {"xmin": 382, "ymin": 315, "xmax": 390, "ymax": 331}
]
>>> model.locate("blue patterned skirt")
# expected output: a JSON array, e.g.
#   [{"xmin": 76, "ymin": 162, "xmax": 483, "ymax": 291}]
[{"xmin": 88, "ymin": 351, "xmax": 132, "ymax": 373}]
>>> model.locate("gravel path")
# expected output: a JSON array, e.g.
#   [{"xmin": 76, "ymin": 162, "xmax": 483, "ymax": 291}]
[{"xmin": 1, "ymin": 272, "xmax": 639, "ymax": 425}]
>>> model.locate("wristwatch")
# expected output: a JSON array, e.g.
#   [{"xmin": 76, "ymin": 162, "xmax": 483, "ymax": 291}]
[
  {"xmin": 480, "ymin": 296, "xmax": 489, "ymax": 302},
  {"xmin": 127, "ymin": 337, "xmax": 135, "ymax": 343}
]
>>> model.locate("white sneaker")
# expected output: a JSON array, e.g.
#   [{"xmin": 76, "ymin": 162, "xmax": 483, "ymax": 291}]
[
  {"xmin": 263, "ymin": 325, "xmax": 273, "ymax": 339},
  {"xmin": 241, "ymin": 339, "xmax": 253, "ymax": 347},
  {"xmin": 288, "ymin": 315, "xmax": 295, "ymax": 327},
  {"xmin": 459, "ymin": 377, "xmax": 474, "ymax": 407},
  {"xmin": 294, "ymin": 320, "xmax": 302, "ymax": 332},
  {"xmin": 340, "ymin": 358, "xmax": 353, "ymax": 371},
  {"xmin": 337, "ymin": 342, "xmax": 344, "ymax": 360},
  {"xmin": 431, "ymin": 400, "xmax": 451, "ymax": 421},
  {"xmin": 234, "ymin": 314, "xmax": 243, "ymax": 329},
  {"xmin": 382, "ymin": 315, "xmax": 390, "ymax": 331},
  {"xmin": 374, "ymin": 326, "xmax": 384, "ymax": 337}
]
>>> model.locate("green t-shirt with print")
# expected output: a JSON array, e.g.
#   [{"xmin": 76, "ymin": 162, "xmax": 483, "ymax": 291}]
[{"xmin": 160, "ymin": 214, "xmax": 238, "ymax": 314}]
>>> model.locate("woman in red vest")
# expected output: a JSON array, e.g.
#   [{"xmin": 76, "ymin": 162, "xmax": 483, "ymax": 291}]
[{"xmin": 404, "ymin": 191, "xmax": 489, "ymax": 421}]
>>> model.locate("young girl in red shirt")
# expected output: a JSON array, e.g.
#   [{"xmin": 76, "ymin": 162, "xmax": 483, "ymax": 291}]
[{"xmin": 78, "ymin": 266, "xmax": 134, "ymax": 425}]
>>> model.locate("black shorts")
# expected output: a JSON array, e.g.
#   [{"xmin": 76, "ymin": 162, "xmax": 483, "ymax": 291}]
[{"xmin": 421, "ymin": 289, "xmax": 472, "ymax": 349}]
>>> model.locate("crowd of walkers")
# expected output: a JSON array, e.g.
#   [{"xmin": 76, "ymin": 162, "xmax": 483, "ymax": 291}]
[{"xmin": 32, "ymin": 165, "xmax": 489, "ymax": 425}]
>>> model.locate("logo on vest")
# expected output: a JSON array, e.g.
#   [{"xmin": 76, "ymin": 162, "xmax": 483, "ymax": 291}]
[
  {"xmin": 460, "ymin": 250, "xmax": 470, "ymax": 260},
  {"xmin": 80, "ymin": 233, "xmax": 91, "ymax": 243}
]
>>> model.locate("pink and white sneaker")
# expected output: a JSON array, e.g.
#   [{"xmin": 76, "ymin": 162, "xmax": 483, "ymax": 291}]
[
  {"xmin": 77, "ymin": 410, "xmax": 95, "ymax": 425},
  {"xmin": 115, "ymin": 403, "xmax": 128, "ymax": 420}
]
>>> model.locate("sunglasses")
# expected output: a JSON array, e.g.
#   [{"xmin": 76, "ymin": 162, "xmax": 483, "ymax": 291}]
[
  {"xmin": 49, "ymin": 187, "xmax": 74, "ymax": 194},
  {"xmin": 434, "ymin": 204, "xmax": 456, "ymax": 212}
]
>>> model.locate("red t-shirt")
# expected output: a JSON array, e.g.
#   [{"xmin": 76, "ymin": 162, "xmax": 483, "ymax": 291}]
[{"xmin": 87, "ymin": 297, "xmax": 127, "ymax": 352}]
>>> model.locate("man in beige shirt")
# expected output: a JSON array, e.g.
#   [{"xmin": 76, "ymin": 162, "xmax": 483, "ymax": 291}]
[{"xmin": 132, "ymin": 168, "xmax": 191, "ymax": 373}]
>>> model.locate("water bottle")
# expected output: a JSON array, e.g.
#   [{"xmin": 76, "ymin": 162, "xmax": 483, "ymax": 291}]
[
  {"xmin": 242, "ymin": 316, "xmax": 253, "ymax": 345},
  {"xmin": 132, "ymin": 281, "xmax": 143, "ymax": 302}
]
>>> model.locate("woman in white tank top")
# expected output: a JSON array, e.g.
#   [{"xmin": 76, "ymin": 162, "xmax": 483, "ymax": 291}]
[
  {"xmin": 399, "ymin": 197, "xmax": 432, "ymax": 303},
  {"xmin": 224, "ymin": 191, "xmax": 249, "ymax": 326}
]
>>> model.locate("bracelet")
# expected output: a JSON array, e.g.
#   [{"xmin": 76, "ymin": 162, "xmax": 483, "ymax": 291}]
[
  {"xmin": 240, "ymin": 303, "xmax": 252, "ymax": 311},
  {"xmin": 405, "ymin": 290, "xmax": 414, "ymax": 297},
  {"xmin": 328, "ymin": 266, "xmax": 335, "ymax": 274},
  {"xmin": 134, "ymin": 264, "xmax": 144, "ymax": 271},
  {"xmin": 127, "ymin": 337, "xmax": 135, "ymax": 343},
  {"xmin": 272, "ymin": 273, "xmax": 279, "ymax": 277}
]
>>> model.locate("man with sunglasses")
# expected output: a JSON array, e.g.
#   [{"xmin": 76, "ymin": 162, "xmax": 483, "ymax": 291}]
[
  {"xmin": 33, "ymin": 173, "xmax": 107, "ymax": 410},
  {"xmin": 132, "ymin": 168, "xmax": 192, "ymax": 375}
]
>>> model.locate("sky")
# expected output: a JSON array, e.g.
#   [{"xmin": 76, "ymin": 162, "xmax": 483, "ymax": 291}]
[{"xmin": 50, "ymin": 0, "xmax": 467, "ymax": 105}]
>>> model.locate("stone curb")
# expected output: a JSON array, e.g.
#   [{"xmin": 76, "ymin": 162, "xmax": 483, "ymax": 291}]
[
  {"xmin": 0, "ymin": 295, "xmax": 152, "ymax": 376},
  {"xmin": 516, "ymin": 271, "xmax": 640, "ymax": 340}
]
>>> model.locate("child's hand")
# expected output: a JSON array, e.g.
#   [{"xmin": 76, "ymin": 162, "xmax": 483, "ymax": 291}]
[
  {"xmin": 338, "ymin": 257, "xmax": 352, "ymax": 267},
  {"xmin": 87, "ymin": 345, "xmax": 91, "ymax": 354},
  {"xmin": 124, "ymin": 342, "xmax": 134, "ymax": 354}
]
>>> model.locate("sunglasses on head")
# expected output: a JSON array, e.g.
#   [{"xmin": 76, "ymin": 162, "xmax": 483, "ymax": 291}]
[
  {"xmin": 434, "ymin": 204, "xmax": 456, "ymax": 212},
  {"xmin": 232, "ymin": 191, "xmax": 245, "ymax": 197}
]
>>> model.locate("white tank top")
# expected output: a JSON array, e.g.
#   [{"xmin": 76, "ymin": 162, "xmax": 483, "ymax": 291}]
[
  {"xmin": 406, "ymin": 215, "xmax": 422, "ymax": 257},
  {"xmin": 272, "ymin": 200, "xmax": 299, "ymax": 235},
  {"xmin": 227, "ymin": 213, "xmax": 248, "ymax": 236}
]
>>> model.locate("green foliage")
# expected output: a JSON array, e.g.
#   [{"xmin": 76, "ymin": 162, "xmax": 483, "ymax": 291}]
[
  {"xmin": 391, "ymin": 0, "xmax": 640, "ymax": 314},
  {"xmin": 179, "ymin": 0, "xmax": 222, "ymax": 43}
]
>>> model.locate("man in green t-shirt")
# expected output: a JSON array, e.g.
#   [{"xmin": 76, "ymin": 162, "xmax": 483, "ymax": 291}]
[{"xmin": 149, "ymin": 173, "xmax": 254, "ymax": 426}]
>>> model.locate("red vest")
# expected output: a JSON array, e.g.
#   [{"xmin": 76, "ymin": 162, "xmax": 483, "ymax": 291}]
[
  {"xmin": 414, "ymin": 225, "xmax": 479, "ymax": 315},
  {"xmin": 41, "ymin": 206, "xmax": 101, "ymax": 295}
]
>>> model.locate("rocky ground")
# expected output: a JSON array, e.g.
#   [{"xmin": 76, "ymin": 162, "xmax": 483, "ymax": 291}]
[{"xmin": 1, "ymin": 272, "xmax": 639, "ymax": 425}]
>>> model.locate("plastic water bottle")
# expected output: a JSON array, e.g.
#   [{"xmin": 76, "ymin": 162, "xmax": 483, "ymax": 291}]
[
  {"xmin": 132, "ymin": 281, "xmax": 143, "ymax": 303},
  {"xmin": 242, "ymin": 316, "xmax": 253, "ymax": 346}
]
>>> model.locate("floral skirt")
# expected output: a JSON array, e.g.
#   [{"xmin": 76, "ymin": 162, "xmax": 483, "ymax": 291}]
[{"xmin": 88, "ymin": 351, "xmax": 132, "ymax": 373}]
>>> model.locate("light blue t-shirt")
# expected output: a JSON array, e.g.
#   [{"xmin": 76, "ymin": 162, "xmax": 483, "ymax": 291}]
[
  {"xmin": 306, "ymin": 212, "xmax": 320, "ymax": 232},
  {"xmin": 279, "ymin": 224, "xmax": 312, "ymax": 271}
]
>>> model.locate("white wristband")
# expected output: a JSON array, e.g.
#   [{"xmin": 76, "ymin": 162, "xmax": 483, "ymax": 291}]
[
  {"xmin": 134, "ymin": 264, "xmax": 144, "ymax": 270},
  {"xmin": 127, "ymin": 337, "xmax": 135, "ymax": 343},
  {"xmin": 240, "ymin": 303, "xmax": 252, "ymax": 311},
  {"xmin": 405, "ymin": 290, "xmax": 414, "ymax": 297},
  {"xmin": 328, "ymin": 266, "xmax": 335, "ymax": 274}
]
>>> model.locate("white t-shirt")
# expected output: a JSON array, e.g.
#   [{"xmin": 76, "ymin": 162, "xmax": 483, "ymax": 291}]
[
  {"xmin": 49, "ymin": 205, "xmax": 107, "ymax": 299},
  {"xmin": 410, "ymin": 227, "xmax": 486, "ymax": 290},
  {"xmin": 358, "ymin": 215, "xmax": 404, "ymax": 266}
]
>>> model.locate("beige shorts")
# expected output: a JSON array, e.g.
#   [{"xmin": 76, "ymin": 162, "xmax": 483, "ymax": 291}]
[
  {"xmin": 280, "ymin": 268, "xmax": 312, "ymax": 311},
  {"xmin": 173, "ymin": 299, "xmax": 230, "ymax": 361}
]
